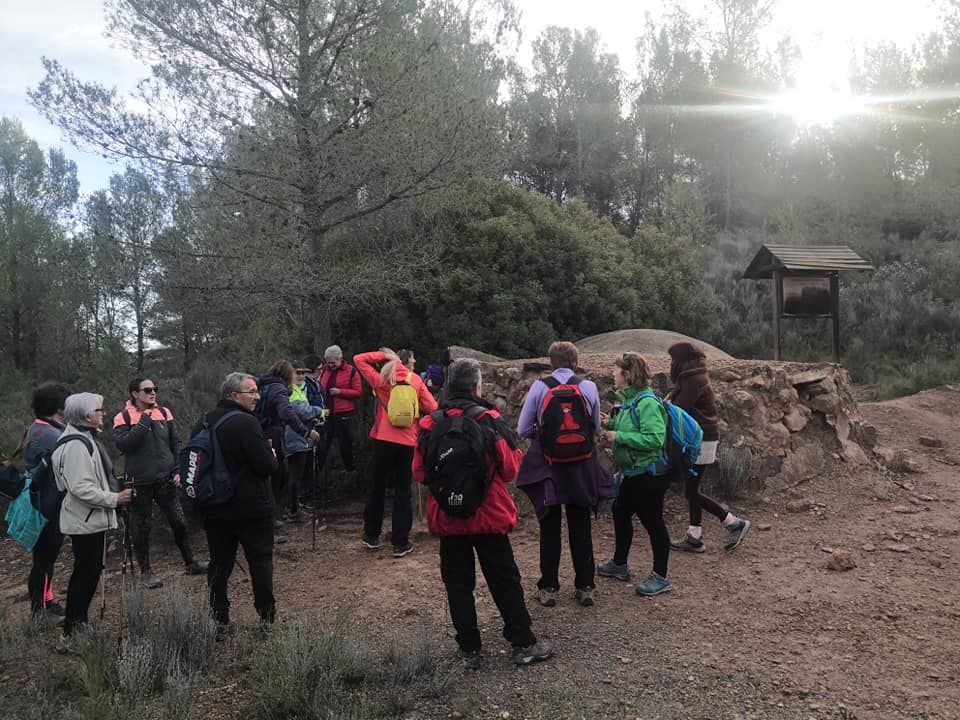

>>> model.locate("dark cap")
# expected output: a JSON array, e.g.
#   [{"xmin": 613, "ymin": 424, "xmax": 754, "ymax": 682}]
[{"xmin": 291, "ymin": 359, "xmax": 309, "ymax": 371}]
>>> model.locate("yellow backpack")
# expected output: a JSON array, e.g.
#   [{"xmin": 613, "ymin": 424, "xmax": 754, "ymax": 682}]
[{"xmin": 386, "ymin": 377, "xmax": 419, "ymax": 427}]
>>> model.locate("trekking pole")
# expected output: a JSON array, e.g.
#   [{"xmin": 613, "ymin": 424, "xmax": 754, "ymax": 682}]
[
  {"xmin": 311, "ymin": 444, "xmax": 318, "ymax": 551},
  {"xmin": 117, "ymin": 478, "xmax": 133, "ymax": 646}
]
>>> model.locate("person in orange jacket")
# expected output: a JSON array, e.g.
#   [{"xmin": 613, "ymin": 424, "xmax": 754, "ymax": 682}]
[{"xmin": 354, "ymin": 347, "xmax": 438, "ymax": 557}]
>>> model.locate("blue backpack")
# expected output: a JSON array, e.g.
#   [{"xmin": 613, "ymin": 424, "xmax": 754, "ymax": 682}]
[
  {"xmin": 179, "ymin": 411, "xmax": 243, "ymax": 508},
  {"xmin": 627, "ymin": 391, "xmax": 703, "ymax": 479}
]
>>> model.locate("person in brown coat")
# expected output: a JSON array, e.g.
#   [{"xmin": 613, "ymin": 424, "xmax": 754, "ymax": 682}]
[{"xmin": 666, "ymin": 343, "xmax": 750, "ymax": 553}]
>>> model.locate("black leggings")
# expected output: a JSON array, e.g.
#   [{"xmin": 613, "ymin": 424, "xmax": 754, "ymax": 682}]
[
  {"xmin": 612, "ymin": 473, "xmax": 670, "ymax": 577},
  {"xmin": 686, "ymin": 465, "xmax": 727, "ymax": 526},
  {"xmin": 29, "ymin": 521, "xmax": 64, "ymax": 613},
  {"xmin": 129, "ymin": 481, "xmax": 194, "ymax": 572}
]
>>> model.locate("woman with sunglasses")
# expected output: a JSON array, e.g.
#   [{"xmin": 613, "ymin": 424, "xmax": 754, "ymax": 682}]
[
  {"xmin": 113, "ymin": 378, "xmax": 208, "ymax": 589},
  {"xmin": 597, "ymin": 354, "xmax": 673, "ymax": 596}
]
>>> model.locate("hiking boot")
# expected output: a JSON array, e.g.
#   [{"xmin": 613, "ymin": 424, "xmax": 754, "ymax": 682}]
[
  {"xmin": 274, "ymin": 534, "xmax": 288, "ymax": 545},
  {"xmin": 55, "ymin": 635, "xmax": 79, "ymax": 655},
  {"xmin": 511, "ymin": 639, "xmax": 554, "ymax": 665},
  {"xmin": 635, "ymin": 572, "xmax": 673, "ymax": 597},
  {"xmin": 724, "ymin": 519, "xmax": 751, "ymax": 552},
  {"xmin": 597, "ymin": 560, "xmax": 631, "ymax": 582},
  {"xmin": 535, "ymin": 587, "xmax": 558, "ymax": 607},
  {"xmin": 460, "ymin": 648, "xmax": 483, "ymax": 670},
  {"xmin": 140, "ymin": 572, "xmax": 163, "ymax": 590},
  {"xmin": 671, "ymin": 534, "xmax": 707, "ymax": 553},
  {"xmin": 214, "ymin": 622, "xmax": 236, "ymax": 642},
  {"xmin": 393, "ymin": 542, "xmax": 414, "ymax": 558},
  {"xmin": 45, "ymin": 601, "xmax": 66, "ymax": 617},
  {"xmin": 574, "ymin": 588, "xmax": 595, "ymax": 607},
  {"xmin": 361, "ymin": 533, "xmax": 380, "ymax": 549},
  {"xmin": 185, "ymin": 560, "xmax": 209, "ymax": 575},
  {"xmin": 32, "ymin": 610, "xmax": 65, "ymax": 628}
]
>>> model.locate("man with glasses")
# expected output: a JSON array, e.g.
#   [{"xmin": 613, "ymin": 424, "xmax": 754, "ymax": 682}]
[
  {"xmin": 194, "ymin": 373, "xmax": 279, "ymax": 630},
  {"xmin": 114, "ymin": 377, "xmax": 208, "ymax": 589}
]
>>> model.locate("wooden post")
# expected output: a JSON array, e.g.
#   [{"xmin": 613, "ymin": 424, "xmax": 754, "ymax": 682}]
[
  {"xmin": 830, "ymin": 272, "xmax": 840, "ymax": 364},
  {"xmin": 772, "ymin": 270, "xmax": 783, "ymax": 360}
]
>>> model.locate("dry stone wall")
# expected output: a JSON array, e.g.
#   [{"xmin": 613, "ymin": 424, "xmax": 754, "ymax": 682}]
[{"xmin": 472, "ymin": 352, "xmax": 876, "ymax": 493}]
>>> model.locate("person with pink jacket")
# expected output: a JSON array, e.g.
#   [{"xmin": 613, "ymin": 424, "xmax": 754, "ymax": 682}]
[{"xmin": 354, "ymin": 347, "xmax": 438, "ymax": 557}]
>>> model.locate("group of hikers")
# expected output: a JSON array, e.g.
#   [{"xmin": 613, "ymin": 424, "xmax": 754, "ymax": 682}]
[{"xmin": 2, "ymin": 339, "xmax": 749, "ymax": 666}]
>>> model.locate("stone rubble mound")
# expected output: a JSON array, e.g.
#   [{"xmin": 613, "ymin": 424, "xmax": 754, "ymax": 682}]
[{"xmin": 467, "ymin": 348, "xmax": 875, "ymax": 491}]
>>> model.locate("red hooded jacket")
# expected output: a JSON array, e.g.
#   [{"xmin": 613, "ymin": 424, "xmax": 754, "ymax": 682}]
[
  {"xmin": 354, "ymin": 351, "xmax": 438, "ymax": 446},
  {"xmin": 413, "ymin": 401, "xmax": 522, "ymax": 537}
]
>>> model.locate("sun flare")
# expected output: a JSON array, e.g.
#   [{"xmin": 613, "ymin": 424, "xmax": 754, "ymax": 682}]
[{"xmin": 771, "ymin": 88, "xmax": 863, "ymax": 126}]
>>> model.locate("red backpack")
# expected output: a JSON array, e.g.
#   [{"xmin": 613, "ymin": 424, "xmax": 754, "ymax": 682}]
[{"xmin": 538, "ymin": 375, "xmax": 596, "ymax": 464}]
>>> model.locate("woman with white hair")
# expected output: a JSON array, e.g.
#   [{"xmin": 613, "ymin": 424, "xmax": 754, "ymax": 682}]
[{"xmin": 52, "ymin": 393, "xmax": 133, "ymax": 647}]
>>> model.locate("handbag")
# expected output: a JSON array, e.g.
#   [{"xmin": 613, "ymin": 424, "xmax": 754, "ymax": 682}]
[{"xmin": 4, "ymin": 473, "xmax": 48, "ymax": 551}]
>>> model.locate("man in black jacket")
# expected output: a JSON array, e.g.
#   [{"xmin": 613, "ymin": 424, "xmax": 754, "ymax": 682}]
[
  {"xmin": 193, "ymin": 372, "xmax": 280, "ymax": 628},
  {"xmin": 114, "ymin": 377, "xmax": 207, "ymax": 589}
]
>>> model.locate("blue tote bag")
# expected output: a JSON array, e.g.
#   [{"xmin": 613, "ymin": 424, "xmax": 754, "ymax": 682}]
[{"xmin": 4, "ymin": 472, "xmax": 48, "ymax": 551}]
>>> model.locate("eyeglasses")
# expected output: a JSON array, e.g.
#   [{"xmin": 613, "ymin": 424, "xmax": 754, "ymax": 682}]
[
  {"xmin": 139, "ymin": 387, "xmax": 158, "ymax": 394},
  {"xmin": 94, "ymin": 408, "xmax": 104, "ymax": 413},
  {"xmin": 234, "ymin": 389, "xmax": 260, "ymax": 395}
]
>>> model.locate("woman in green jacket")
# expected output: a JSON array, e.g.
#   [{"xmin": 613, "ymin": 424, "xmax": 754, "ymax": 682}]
[{"xmin": 597, "ymin": 354, "xmax": 672, "ymax": 596}]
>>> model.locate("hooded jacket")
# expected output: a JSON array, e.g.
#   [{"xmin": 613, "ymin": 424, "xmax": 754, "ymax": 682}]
[
  {"xmin": 413, "ymin": 395, "xmax": 522, "ymax": 537},
  {"xmin": 607, "ymin": 386, "xmax": 667, "ymax": 477},
  {"xmin": 53, "ymin": 425, "xmax": 120, "ymax": 535},
  {"xmin": 113, "ymin": 402, "xmax": 180, "ymax": 486},
  {"xmin": 668, "ymin": 367, "xmax": 720, "ymax": 442},
  {"xmin": 257, "ymin": 374, "xmax": 311, "ymax": 452},
  {"xmin": 353, "ymin": 351, "xmax": 438, "ymax": 446}
]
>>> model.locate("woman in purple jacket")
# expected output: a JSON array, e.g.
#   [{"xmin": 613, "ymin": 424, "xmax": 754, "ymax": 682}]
[
  {"xmin": 516, "ymin": 341, "xmax": 613, "ymax": 609},
  {"xmin": 257, "ymin": 361, "xmax": 320, "ymax": 539}
]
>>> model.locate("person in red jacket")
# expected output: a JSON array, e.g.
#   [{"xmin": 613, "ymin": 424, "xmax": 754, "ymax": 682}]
[
  {"xmin": 354, "ymin": 347, "xmax": 438, "ymax": 557},
  {"xmin": 319, "ymin": 345, "xmax": 363, "ymax": 473},
  {"xmin": 413, "ymin": 358, "xmax": 554, "ymax": 669}
]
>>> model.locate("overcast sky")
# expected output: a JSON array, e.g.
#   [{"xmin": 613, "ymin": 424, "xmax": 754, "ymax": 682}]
[{"xmin": 0, "ymin": 0, "xmax": 942, "ymax": 193}]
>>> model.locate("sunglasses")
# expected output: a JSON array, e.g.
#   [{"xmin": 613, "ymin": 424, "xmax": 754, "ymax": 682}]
[{"xmin": 139, "ymin": 387, "xmax": 158, "ymax": 394}]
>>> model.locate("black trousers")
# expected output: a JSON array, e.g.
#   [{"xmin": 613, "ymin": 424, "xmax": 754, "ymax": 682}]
[
  {"xmin": 686, "ymin": 465, "xmax": 727, "ymax": 526},
  {"xmin": 204, "ymin": 516, "xmax": 275, "ymax": 625},
  {"xmin": 324, "ymin": 412, "xmax": 355, "ymax": 472},
  {"xmin": 613, "ymin": 474, "xmax": 670, "ymax": 577},
  {"xmin": 63, "ymin": 531, "xmax": 105, "ymax": 636},
  {"xmin": 440, "ymin": 534, "xmax": 537, "ymax": 652},
  {"xmin": 270, "ymin": 457, "xmax": 287, "ymax": 520},
  {"xmin": 537, "ymin": 504, "xmax": 595, "ymax": 590},
  {"xmin": 363, "ymin": 439, "xmax": 413, "ymax": 547},
  {"xmin": 129, "ymin": 480, "xmax": 194, "ymax": 572},
  {"xmin": 286, "ymin": 451, "xmax": 317, "ymax": 512},
  {"xmin": 29, "ymin": 521, "xmax": 64, "ymax": 613}
]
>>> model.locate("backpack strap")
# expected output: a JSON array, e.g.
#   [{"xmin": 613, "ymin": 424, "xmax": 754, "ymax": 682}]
[
  {"xmin": 122, "ymin": 409, "xmax": 132, "ymax": 426},
  {"xmin": 210, "ymin": 410, "xmax": 245, "ymax": 433},
  {"xmin": 55, "ymin": 434, "xmax": 94, "ymax": 456}
]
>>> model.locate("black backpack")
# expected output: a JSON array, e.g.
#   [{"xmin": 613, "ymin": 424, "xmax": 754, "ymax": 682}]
[
  {"xmin": 31, "ymin": 434, "xmax": 94, "ymax": 521},
  {"xmin": 538, "ymin": 375, "xmax": 596, "ymax": 464},
  {"xmin": 179, "ymin": 411, "xmax": 243, "ymax": 509},
  {"xmin": 423, "ymin": 405, "xmax": 491, "ymax": 519}
]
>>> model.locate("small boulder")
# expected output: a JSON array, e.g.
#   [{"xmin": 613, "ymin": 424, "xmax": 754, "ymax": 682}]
[
  {"xmin": 783, "ymin": 406, "xmax": 810, "ymax": 433},
  {"xmin": 918, "ymin": 436, "xmax": 943, "ymax": 449},
  {"xmin": 874, "ymin": 446, "xmax": 895, "ymax": 466},
  {"xmin": 827, "ymin": 549, "xmax": 857, "ymax": 572},
  {"xmin": 786, "ymin": 499, "xmax": 814, "ymax": 513}
]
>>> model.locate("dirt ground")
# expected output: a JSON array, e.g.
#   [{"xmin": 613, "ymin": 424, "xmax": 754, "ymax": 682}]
[{"xmin": 1, "ymin": 386, "xmax": 958, "ymax": 720}]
